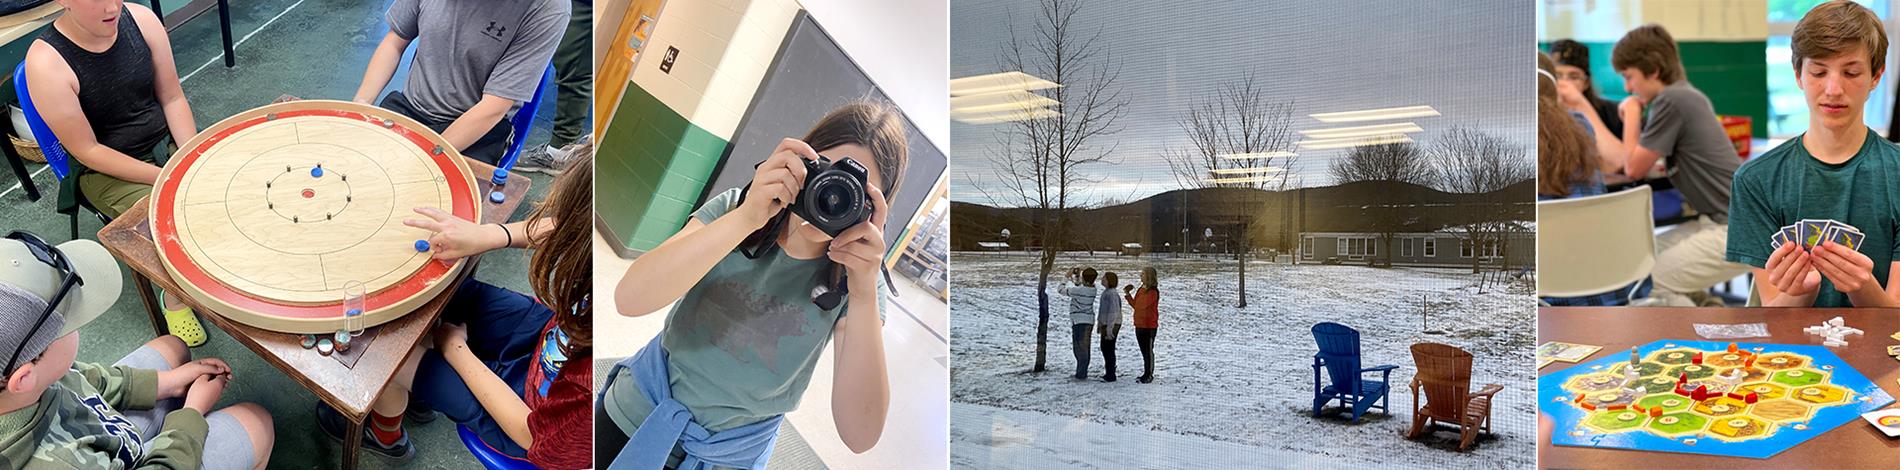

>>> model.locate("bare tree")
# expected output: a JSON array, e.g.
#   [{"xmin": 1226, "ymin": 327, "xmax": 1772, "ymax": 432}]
[
  {"xmin": 1328, "ymin": 142, "xmax": 1434, "ymax": 267},
  {"xmin": 981, "ymin": 0, "xmax": 1126, "ymax": 373},
  {"xmin": 1160, "ymin": 73, "xmax": 1297, "ymax": 308},
  {"xmin": 1430, "ymin": 127, "xmax": 1533, "ymax": 288}
]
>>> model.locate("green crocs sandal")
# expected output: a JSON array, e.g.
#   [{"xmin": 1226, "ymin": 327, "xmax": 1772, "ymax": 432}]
[{"xmin": 161, "ymin": 300, "xmax": 208, "ymax": 348}]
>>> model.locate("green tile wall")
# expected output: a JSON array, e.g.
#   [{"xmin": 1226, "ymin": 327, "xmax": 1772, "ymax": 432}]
[{"xmin": 597, "ymin": 84, "xmax": 730, "ymax": 253}]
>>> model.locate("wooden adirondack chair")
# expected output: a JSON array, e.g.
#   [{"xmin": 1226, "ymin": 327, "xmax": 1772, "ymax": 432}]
[
  {"xmin": 1406, "ymin": 342, "xmax": 1503, "ymax": 451},
  {"xmin": 1311, "ymin": 322, "xmax": 1398, "ymax": 423}
]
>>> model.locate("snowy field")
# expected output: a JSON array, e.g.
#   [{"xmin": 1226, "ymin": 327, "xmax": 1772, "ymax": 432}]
[{"xmin": 949, "ymin": 252, "xmax": 1537, "ymax": 469}]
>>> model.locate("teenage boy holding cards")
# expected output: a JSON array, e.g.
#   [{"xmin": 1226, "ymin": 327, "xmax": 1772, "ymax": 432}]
[
  {"xmin": 1727, "ymin": 0, "xmax": 1900, "ymax": 307},
  {"xmin": 1612, "ymin": 24, "xmax": 1750, "ymax": 306}
]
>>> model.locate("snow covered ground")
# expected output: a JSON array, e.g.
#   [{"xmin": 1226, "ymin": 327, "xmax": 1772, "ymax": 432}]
[{"xmin": 949, "ymin": 252, "xmax": 1536, "ymax": 469}]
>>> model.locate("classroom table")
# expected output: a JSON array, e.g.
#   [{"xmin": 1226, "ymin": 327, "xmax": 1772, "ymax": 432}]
[
  {"xmin": 96, "ymin": 157, "xmax": 530, "ymax": 470},
  {"xmin": 1538, "ymin": 307, "xmax": 1900, "ymax": 469}
]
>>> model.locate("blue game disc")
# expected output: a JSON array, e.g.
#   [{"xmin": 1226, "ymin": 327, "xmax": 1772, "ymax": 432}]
[
  {"xmin": 489, "ymin": 191, "xmax": 506, "ymax": 204},
  {"xmin": 311, "ymin": 166, "xmax": 324, "ymax": 178},
  {"xmin": 414, "ymin": 240, "xmax": 430, "ymax": 252},
  {"xmin": 346, "ymin": 308, "xmax": 362, "ymax": 316}
]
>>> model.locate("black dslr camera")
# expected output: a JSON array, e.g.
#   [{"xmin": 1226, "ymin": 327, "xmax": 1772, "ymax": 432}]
[{"xmin": 789, "ymin": 156, "xmax": 872, "ymax": 237}]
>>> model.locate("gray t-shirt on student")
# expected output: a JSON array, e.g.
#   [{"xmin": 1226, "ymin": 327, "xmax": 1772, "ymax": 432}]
[
  {"xmin": 1640, "ymin": 81, "xmax": 1741, "ymax": 223},
  {"xmin": 603, "ymin": 188, "xmax": 889, "ymax": 434},
  {"xmin": 386, "ymin": 0, "xmax": 569, "ymax": 123}
]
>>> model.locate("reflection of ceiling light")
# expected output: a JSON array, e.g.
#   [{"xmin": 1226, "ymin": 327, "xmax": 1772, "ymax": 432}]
[
  {"xmin": 1209, "ymin": 166, "xmax": 1286, "ymax": 175},
  {"xmin": 950, "ymin": 90, "xmax": 1059, "ymax": 115},
  {"xmin": 1300, "ymin": 122, "xmax": 1423, "ymax": 139},
  {"xmin": 1218, "ymin": 151, "xmax": 1297, "ymax": 160},
  {"xmin": 1203, "ymin": 175, "xmax": 1285, "ymax": 184},
  {"xmin": 951, "ymin": 71, "xmax": 1060, "ymax": 96},
  {"xmin": 1297, "ymin": 134, "xmax": 1414, "ymax": 149},
  {"xmin": 954, "ymin": 108, "xmax": 1062, "ymax": 124},
  {"xmin": 1309, "ymin": 105, "xmax": 1439, "ymax": 123}
]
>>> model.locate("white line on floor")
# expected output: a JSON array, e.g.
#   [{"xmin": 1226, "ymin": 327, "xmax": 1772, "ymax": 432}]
[
  {"xmin": 0, "ymin": 165, "xmax": 50, "ymax": 199},
  {"xmin": 180, "ymin": 0, "xmax": 309, "ymax": 83}
]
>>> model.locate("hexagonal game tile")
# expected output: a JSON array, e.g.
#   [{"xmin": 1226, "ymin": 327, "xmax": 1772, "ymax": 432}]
[
  {"xmin": 1793, "ymin": 384, "xmax": 1849, "ymax": 405},
  {"xmin": 1707, "ymin": 415, "xmax": 1774, "ymax": 441},
  {"xmin": 1748, "ymin": 399, "xmax": 1813, "ymax": 423},
  {"xmin": 1771, "ymin": 369, "xmax": 1827, "ymax": 388},
  {"xmin": 1646, "ymin": 412, "xmax": 1710, "ymax": 436}
]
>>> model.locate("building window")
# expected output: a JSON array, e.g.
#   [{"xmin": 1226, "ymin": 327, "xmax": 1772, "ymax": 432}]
[
  {"xmin": 1482, "ymin": 239, "xmax": 1502, "ymax": 258},
  {"xmin": 1401, "ymin": 237, "xmax": 1414, "ymax": 257},
  {"xmin": 1366, "ymin": 237, "xmax": 1376, "ymax": 256},
  {"xmin": 1336, "ymin": 237, "xmax": 1347, "ymax": 256},
  {"xmin": 1460, "ymin": 238, "xmax": 1473, "ymax": 258},
  {"xmin": 1303, "ymin": 237, "xmax": 1313, "ymax": 259},
  {"xmin": 1424, "ymin": 238, "xmax": 1436, "ymax": 257}
]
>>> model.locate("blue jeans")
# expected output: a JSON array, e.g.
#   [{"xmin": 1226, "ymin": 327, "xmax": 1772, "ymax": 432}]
[{"xmin": 412, "ymin": 278, "xmax": 554, "ymax": 458}]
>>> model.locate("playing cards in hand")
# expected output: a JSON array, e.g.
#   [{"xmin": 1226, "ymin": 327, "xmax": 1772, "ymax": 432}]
[{"xmin": 1772, "ymin": 219, "xmax": 1865, "ymax": 251}]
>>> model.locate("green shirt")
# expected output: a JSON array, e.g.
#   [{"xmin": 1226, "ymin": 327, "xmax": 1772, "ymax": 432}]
[
  {"xmin": 0, "ymin": 362, "xmax": 207, "ymax": 469},
  {"xmin": 1726, "ymin": 128, "xmax": 1900, "ymax": 307},
  {"xmin": 606, "ymin": 188, "xmax": 888, "ymax": 436}
]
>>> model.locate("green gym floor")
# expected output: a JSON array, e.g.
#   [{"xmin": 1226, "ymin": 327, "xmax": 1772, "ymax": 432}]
[{"xmin": 0, "ymin": 0, "xmax": 568, "ymax": 467}]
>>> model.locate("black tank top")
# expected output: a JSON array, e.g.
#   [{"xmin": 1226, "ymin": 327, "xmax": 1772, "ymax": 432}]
[{"xmin": 38, "ymin": 10, "xmax": 166, "ymax": 162}]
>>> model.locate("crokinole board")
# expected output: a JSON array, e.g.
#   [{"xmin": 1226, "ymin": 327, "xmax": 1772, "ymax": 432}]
[
  {"xmin": 1539, "ymin": 340, "xmax": 1893, "ymax": 459},
  {"xmin": 150, "ymin": 100, "xmax": 480, "ymax": 335}
]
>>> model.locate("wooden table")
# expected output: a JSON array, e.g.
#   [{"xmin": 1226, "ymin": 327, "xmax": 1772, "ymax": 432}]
[
  {"xmin": 1538, "ymin": 307, "xmax": 1900, "ymax": 468},
  {"xmin": 97, "ymin": 158, "xmax": 529, "ymax": 470}
]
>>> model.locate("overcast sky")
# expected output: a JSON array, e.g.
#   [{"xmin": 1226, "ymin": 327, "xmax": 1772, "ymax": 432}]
[{"xmin": 950, "ymin": 0, "xmax": 1535, "ymax": 206}]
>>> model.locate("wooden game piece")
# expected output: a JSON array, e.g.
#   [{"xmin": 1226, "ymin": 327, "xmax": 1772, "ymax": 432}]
[
  {"xmin": 1649, "ymin": 407, "xmax": 1663, "ymax": 418},
  {"xmin": 1692, "ymin": 352, "xmax": 1703, "ymax": 365},
  {"xmin": 1727, "ymin": 342, "xmax": 1738, "ymax": 353},
  {"xmin": 149, "ymin": 100, "xmax": 480, "ymax": 334},
  {"xmin": 1744, "ymin": 391, "xmax": 1759, "ymax": 404}
]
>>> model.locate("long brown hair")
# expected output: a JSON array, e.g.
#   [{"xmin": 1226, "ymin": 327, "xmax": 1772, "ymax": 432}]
[
  {"xmin": 802, "ymin": 100, "xmax": 909, "ymax": 201},
  {"xmin": 528, "ymin": 142, "xmax": 592, "ymax": 358},
  {"xmin": 1538, "ymin": 52, "xmax": 1598, "ymax": 198}
]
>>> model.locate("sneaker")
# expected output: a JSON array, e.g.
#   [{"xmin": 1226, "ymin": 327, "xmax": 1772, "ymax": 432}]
[
  {"xmin": 405, "ymin": 404, "xmax": 437, "ymax": 424},
  {"xmin": 1102, "ymin": 375, "xmax": 1117, "ymax": 383},
  {"xmin": 517, "ymin": 140, "xmax": 582, "ymax": 175},
  {"xmin": 316, "ymin": 404, "xmax": 416, "ymax": 463}
]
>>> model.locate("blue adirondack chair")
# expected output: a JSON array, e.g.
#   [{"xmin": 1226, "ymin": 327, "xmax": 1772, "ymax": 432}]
[{"xmin": 1312, "ymin": 322, "xmax": 1398, "ymax": 422}]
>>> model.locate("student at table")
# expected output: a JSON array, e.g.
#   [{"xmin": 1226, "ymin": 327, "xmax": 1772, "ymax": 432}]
[
  {"xmin": 1540, "ymin": 51, "xmax": 1650, "ymax": 306},
  {"xmin": 24, "ymin": 0, "xmax": 210, "ymax": 347},
  {"xmin": 352, "ymin": 0, "xmax": 570, "ymax": 165},
  {"xmin": 1550, "ymin": 39, "xmax": 1629, "ymax": 169},
  {"xmin": 1611, "ymin": 23, "xmax": 1749, "ymax": 307},
  {"xmin": 1728, "ymin": 0, "xmax": 1900, "ymax": 308}
]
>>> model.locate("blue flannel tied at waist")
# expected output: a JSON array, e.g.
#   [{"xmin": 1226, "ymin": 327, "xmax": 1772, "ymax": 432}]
[{"xmin": 608, "ymin": 334, "xmax": 784, "ymax": 470}]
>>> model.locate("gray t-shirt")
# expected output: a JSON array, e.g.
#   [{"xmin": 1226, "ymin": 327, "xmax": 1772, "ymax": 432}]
[
  {"xmin": 386, "ymin": 0, "xmax": 569, "ymax": 123},
  {"xmin": 604, "ymin": 188, "xmax": 889, "ymax": 434},
  {"xmin": 1640, "ymin": 81, "xmax": 1741, "ymax": 222}
]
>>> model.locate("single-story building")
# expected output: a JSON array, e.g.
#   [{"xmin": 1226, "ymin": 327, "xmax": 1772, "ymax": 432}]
[
  {"xmin": 1299, "ymin": 228, "xmax": 1533, "ymax": 269},
  {"xmin": 977, "ymin": 241, "xmax": 1011, "ymax": 251}
]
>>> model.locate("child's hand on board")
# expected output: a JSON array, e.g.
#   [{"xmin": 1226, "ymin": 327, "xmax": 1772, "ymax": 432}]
[
  {"xmin": 829, "ymin": 184, "xmax": 890, "ymax": 282},
  {"xmin": 738, "ymin": 139, "xmax": 817, "ymax": 229},
  {"xmin": 404, "ymin": 207, "xmax": 503, "ymax": 260}
]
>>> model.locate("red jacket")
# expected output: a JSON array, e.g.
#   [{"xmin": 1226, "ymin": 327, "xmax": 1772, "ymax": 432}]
[
  {"xmin": 525, "ymin": 321, "xmax": 593, "ymax": 469},
  {"xmin": 1127, "ymin": 288, "xmax": 1159, "ymax": 328}
]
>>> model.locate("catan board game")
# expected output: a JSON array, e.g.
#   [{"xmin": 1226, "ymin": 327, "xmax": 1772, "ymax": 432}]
[{"xmin": 1538, "ymin": 340, "xmax": 1893, "ymax": 458}]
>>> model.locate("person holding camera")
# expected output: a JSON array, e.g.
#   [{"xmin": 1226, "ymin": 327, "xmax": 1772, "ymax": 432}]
[{"xmin": 599, "ymin": 101, "xmax": 909, "ymax": 468}]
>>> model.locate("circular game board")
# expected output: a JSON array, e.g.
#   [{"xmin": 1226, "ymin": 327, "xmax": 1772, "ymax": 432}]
[{"xmin": 151, "ymin": 100, "xmax": 480, "ymax": 334}]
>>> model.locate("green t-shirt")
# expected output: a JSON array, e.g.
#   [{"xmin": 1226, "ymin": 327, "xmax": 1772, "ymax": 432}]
[
  {"xmin": 606, "ymin": 187, "xmax": 888, "ymax": 436},
  {"xmin": 1726, "ymin": 128, "xmax": 1900, "ymax": 307}
]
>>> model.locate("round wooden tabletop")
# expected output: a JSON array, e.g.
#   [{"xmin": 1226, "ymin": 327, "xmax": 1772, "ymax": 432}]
[{"xmin": 151, "ymin": 100, "xmax": 480, "ymax": 334}]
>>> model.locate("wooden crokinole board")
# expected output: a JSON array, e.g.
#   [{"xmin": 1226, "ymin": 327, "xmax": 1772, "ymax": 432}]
[{"xmin": 150, "ymin": 100, "xmax": 480, "ymax": 334}]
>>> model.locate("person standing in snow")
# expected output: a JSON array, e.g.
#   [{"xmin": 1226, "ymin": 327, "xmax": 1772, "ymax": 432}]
[
  {"xmin": 1096, "ymin": 271, "xmax": 1124, "ymax": 382},
  {"xmin": 1125, "ymin": 267, "xmax": 1160, "ymax": 383},
  {"xmin": 1055, "ymin": 267, "xmax": 1100, "ymax": 380}
]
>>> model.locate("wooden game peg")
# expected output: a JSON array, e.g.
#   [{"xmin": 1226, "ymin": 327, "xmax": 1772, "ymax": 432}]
[
  {"xmin": 1649, "ymin": 407, "xmax": 1663, "ymax": 418},
  {"xmin": 1744, "ymin": 391, "xmax": 1759, "ymax": 404},
  {"xmin": 1727, "ymin": 342, "xmax": 1738, "ymax": 353},
  {"xmin": 1692, "ymin": 352, "xmax": 1703, "ymax": 365}
]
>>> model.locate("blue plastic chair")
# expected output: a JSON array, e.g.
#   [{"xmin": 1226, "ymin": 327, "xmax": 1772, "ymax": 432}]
[
  {"xmin": 1312, "ymin": 322, "xmax": 1398, "ymax": 423},
  {"xmin": 14, "ymin": 63, "xmax": 112, "ymax": 240},
  {"xmin": 458, "ymin": 424, "xmax": 538, "ymax": 470},
  {"xmin": 488, "ymin": 63, "xmax": 555, "ymax": 203}
]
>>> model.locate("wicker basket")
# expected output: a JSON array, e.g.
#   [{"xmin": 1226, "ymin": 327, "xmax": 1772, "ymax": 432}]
[{"xmin": 9, "ymin": 135, "xmax": 43, "ymax": 163}]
